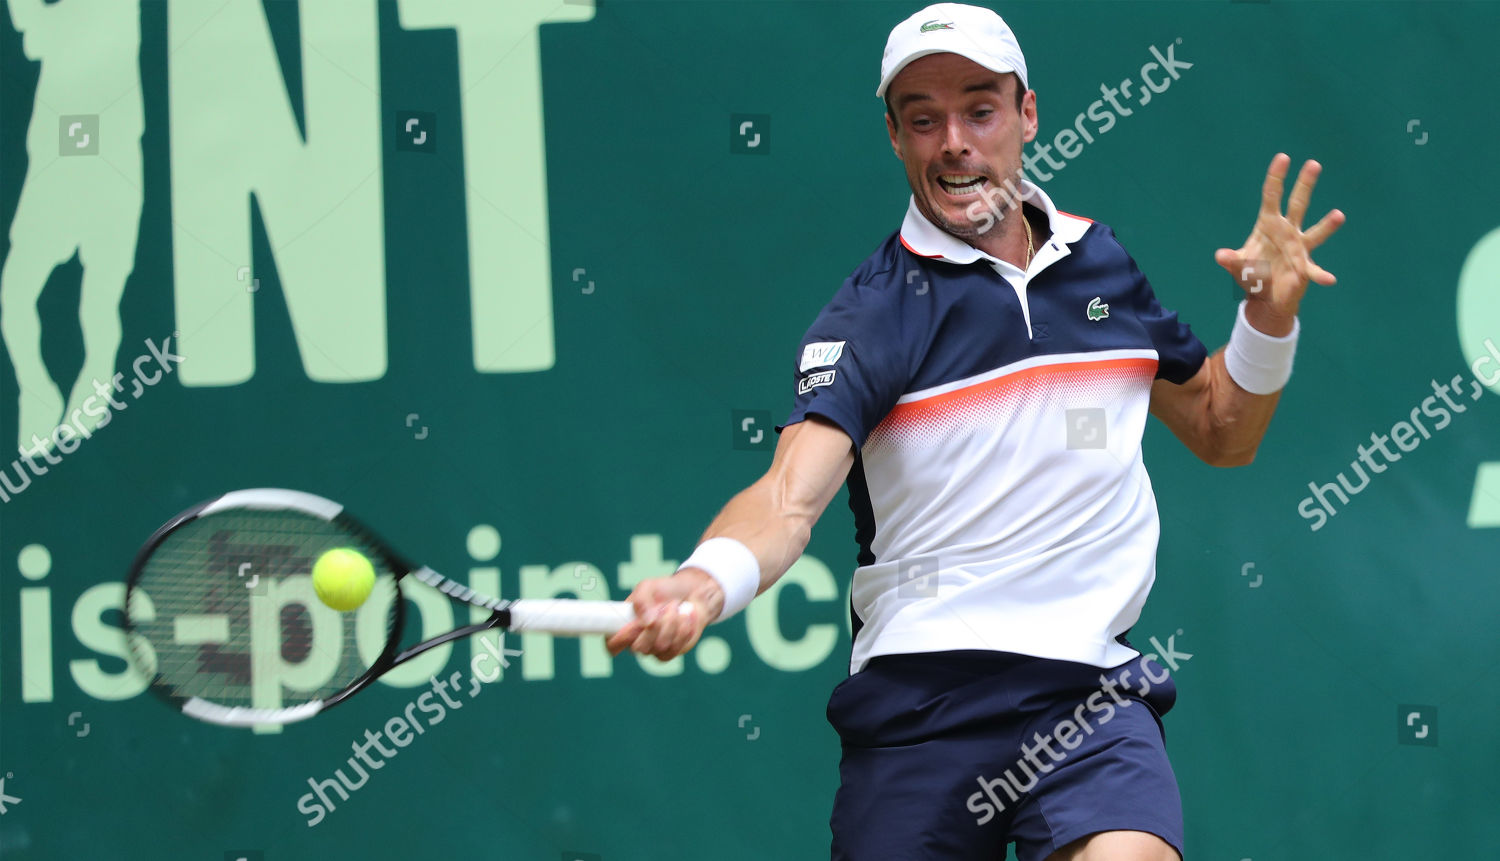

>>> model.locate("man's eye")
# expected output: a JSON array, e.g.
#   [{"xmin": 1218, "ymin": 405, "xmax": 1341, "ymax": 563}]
[
  {"xmin": 974, "ymin": 109, "xmax": 993, "ymax": 119},
  {"xmin": 912, "ymin": 118, "xmax": 933, "ymax": 128}
]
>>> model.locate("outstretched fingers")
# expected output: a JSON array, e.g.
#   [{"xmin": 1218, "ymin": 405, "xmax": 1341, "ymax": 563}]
[
  {"xmin": 1260, "ymin": 153, "xmax": 1291, "ymax": 217},
  {"xmin": 1215, "ymin": 247, "xmax": 1256, "ymax": 285},
  {"xmin": 1302, "ymin": 208, "xmax": 1347, "ymax": 250},
  {"xmin": 1308, "ymin": 262, "xmax": 1338, "ymax": 286},
  {"xmin": 1284, "ymin": 159, "xmax": 1322, "ymax": 228},
  {"xmin": 1230, "ymin": 154, "xmax": 1344, "ymax": 296}
]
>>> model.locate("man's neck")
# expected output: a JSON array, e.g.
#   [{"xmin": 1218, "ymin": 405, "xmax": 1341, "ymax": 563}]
[
  {"xmin": 1023, "ymin": 202, "xmax": 1053, "ymax": 248},
  {"xmin": 972, "ymin": 202, "xmax": 1048, "ymax": 269}
]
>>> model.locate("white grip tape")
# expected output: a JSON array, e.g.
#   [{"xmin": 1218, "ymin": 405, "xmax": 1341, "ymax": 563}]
[
  {"xmin": 182, "ymin": 697, "xmax": 324, "ymax": 727},
  {"xmin": 507, "ymin": 599, "xmax": 635, "ymax": 635},
  {"xmin": 1224, "ymin": 300, "xmax": 1300, "ymax": 395},
  {"xmin": 677, "ymin": 537, "xmax": 761, "ymax": 621}
]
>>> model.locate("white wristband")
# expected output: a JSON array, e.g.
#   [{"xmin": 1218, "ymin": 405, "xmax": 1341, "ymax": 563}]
[
  {"xmin": 677, "ymin": 537, "xmax": 761, "ymax": 621},
  {"xmin": 1224, "ymin": 301, "xmax": 1299, "ymax": 395}
]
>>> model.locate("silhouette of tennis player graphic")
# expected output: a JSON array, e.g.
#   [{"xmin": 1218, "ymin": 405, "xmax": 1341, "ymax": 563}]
[{"xmin": 2, "ymin": 0, "xmax": 143, "ymax": 451}]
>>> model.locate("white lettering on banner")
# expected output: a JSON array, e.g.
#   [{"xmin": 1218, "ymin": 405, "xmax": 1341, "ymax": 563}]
[
  {"xmin": 396, "ymin": 0, "xmax": 594, "ymax": 373},
  {"xmin": 1456, "ymin": 226, "xmax": 1500, "ymax": 528},
  {"xmin": 167, "ymin": 0, "xmax": 388, "ymax": 387},
  {"xmin": 9, "ymin": 533, "xmax": 844, "ymax": 707}
]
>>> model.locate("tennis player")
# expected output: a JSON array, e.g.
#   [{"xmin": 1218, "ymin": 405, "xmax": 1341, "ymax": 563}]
[{"xmin": 607, "ymin": 4, "xmax": 1344, "ymax": 859}]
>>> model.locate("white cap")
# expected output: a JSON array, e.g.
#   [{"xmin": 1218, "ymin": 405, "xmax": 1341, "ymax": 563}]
[{"xmin": 876, "ymin": 3, "xmax": 1028, "ymax": 100}]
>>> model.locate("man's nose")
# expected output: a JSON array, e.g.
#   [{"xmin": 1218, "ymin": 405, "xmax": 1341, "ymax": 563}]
[{"xmin": 941, "ymin": 116, "xmax": 969, "ymax": 156}]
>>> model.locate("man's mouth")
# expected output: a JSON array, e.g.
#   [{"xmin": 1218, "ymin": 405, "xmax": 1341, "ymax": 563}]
[{"xmin": 936, "ymin": 174, "xmax": 988, "ymax": 197}]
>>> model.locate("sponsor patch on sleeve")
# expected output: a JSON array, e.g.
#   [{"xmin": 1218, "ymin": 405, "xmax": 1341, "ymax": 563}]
[
  {"xmin": 799, "ymin": 341, "xmax": 846, "ymax": 372},
  {"xmin": 797, "ymin": 369, "xmax": 837, "ymax": 395}
]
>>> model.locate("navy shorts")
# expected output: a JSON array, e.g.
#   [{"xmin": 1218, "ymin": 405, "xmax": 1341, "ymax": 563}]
[{"xmin": 827, "ymin": 647, "xmax": 1183, "ymax": 861}]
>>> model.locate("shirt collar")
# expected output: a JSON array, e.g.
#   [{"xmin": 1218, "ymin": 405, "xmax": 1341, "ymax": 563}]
[{"xmin": 898, "ymin": 178, "xmax": 1093, "ymax": 269}]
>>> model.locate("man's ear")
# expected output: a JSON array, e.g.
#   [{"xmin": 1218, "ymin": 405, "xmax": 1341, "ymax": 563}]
[
  {"xmin": 886, "ymin": 111, "xmax": 903, "ymax": 160},
  {"xmin": 1020, "ymin": 88, "xmax": 1038, "ymax": 145}
]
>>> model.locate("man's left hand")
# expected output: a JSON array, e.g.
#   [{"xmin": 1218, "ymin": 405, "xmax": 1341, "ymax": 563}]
[{"xmin": 1215, "ymin": 153, "xmax": 1346, "ymax": 335}]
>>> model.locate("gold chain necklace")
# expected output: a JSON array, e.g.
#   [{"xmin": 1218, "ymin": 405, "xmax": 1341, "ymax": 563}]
[{"xmin": 1021, "ymin": 207, "xmax": 1035, "ymax": 268}]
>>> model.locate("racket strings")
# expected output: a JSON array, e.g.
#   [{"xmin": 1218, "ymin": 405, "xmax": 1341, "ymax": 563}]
[{"xmin": 126, "ymin": 508, "xmax": 401, "ymax": 712}]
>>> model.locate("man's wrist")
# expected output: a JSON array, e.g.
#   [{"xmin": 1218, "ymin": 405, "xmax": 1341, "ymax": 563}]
[
  {"xmin": 673, "ymin": 567, "xmax": 727, "ymax": 622},
  {"xmin": 1242, "ymin": 296, "xmax": 1298, "ymax": 338},
  {"xmin": 1225, "ymin": 300, "xmax": 1300, "ymax": 394},
  {"xmin": 676, "ymin": 537, "xmax": 760, "ymax": 621}
]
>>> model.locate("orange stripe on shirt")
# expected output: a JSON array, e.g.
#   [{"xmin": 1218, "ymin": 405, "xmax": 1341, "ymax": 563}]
[
  {"xmin": 899, "ymin": 235, "xmax": 945, "ymax": 259},
  {"xmin": 883, "ymin": 356, "xmax": 1158, "ymax": 425}
]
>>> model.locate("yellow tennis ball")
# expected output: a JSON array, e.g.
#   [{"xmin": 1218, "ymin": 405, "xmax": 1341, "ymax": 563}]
[{"xmin": 312, "ymin": 548, "xmax": 376, "ymax": 612}]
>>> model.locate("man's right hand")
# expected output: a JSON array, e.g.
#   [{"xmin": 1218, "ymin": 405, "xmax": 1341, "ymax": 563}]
[{"xmin": 606, "ymin": 568, "xmax": 725, "ymax": 661}]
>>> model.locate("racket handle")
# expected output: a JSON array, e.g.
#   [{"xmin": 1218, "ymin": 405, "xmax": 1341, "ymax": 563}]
[{"xmin": 506, "ymin": 599, "xmax": 635, "ymax": 635}]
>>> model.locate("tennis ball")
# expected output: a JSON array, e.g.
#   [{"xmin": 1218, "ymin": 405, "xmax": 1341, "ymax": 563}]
[{"xmin": 312, "ymin": 548, "xmax": 376, "ymax": 612}]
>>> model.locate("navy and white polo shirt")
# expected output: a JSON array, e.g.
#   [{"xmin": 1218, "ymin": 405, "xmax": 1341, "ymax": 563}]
[{"xmin": 778, "ymin": 180, "xmax": 1208, "ymax": 674}]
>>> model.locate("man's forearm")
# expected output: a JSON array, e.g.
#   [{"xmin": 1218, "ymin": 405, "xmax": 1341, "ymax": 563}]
[
  {"xmin": 689, "ymin": 474, "xmax": 817, "ymax": 596},
  {"xmin": 665, "ymin": 416, "xmax": 854, "ymax": 622},
  {"xmin": 1153, "ymin": 300, "xmax": 1300, "ymax": 467},
  {"xmin": 1199, "ymin": 347, "xmax": 1283, "ymax": 466}
]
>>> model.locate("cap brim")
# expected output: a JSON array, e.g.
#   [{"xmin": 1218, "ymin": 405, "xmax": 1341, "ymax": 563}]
[{"xmin": 876, "ymin": 48, "xmax": 1022, "ymax": 99}]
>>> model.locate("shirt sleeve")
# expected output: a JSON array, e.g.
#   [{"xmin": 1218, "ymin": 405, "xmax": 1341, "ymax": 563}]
[
  {"xmin": 1112, "ymin": 228, "xmax": 1209, "ymax": 384},
  {"xmin": 775, "ymin": 280, "xmax": 911, "ymax": 448}
]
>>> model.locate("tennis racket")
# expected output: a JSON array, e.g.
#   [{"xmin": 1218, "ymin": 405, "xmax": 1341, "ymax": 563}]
[{"xmin": 123, "ymin": 488, "xmax": 633, "ymax": 728}]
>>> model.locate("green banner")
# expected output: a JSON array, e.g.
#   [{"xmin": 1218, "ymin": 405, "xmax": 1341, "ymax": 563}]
[{"xmin": 1, "ymin": 1, "xmax": 1496, "ymax": 858}]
